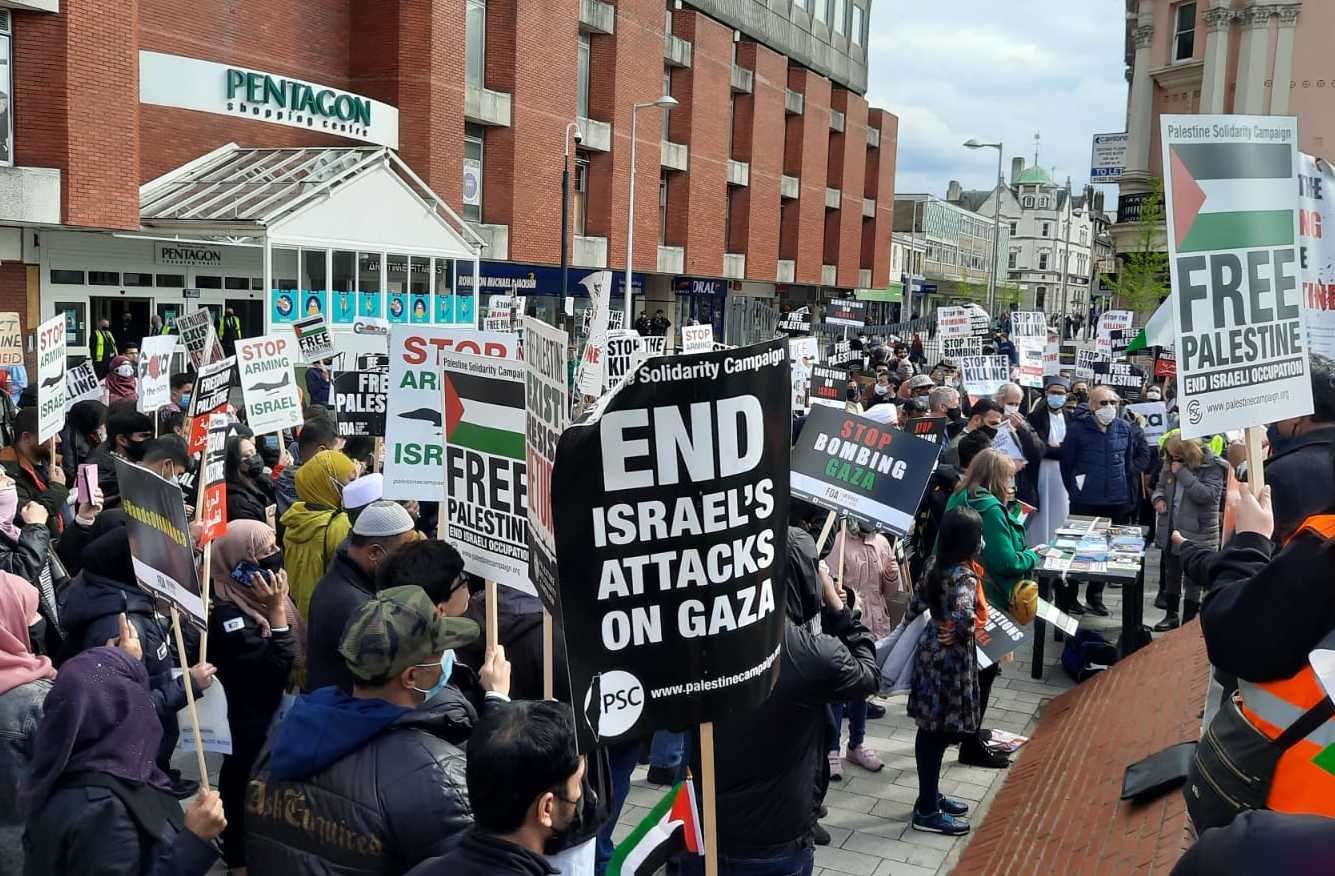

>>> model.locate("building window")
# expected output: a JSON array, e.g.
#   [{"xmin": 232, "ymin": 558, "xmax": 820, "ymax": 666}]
[
  {"xmin": 662, "ymin": 69, "xmax": 672, "ymax": 140},
  {"xmin": 224, "ymin": 277, "xmax": 250, "ymax": 291},
  {"xmin": 814, "ymin": 0, "xmax": 827, "ymax": 24},
  {"xmin": 1008, "ymin": 251, "xmax": 1018, "ymax": 269},
  {"xmin": 88, "ymin": 271, "xmax": 120, "ymax": 286},
  {"xmin": 851, "ymin": 5, "xmax": 864, "ymax": 45},
  {"xmin": 833, "ymin": 0, "xmax": 846, "ymax": 35},
  {"xmin": 1009, "ymin": 221, "xmax": 1018, "ymax": 235},
  {"xmin": 1038, "ymin": 252, "xmax": 1049, "ymax": 270},
  {"xmin": 1036, "ymin": 287, "xmax": 1047, "ymax": 309},
  {"xmin": 50, "ymin": 269, "xmax": 84, "ymax": 285},
  {"xmin": 1023, "ymin": 196, "xmax": 1033, "ymax": 208},
  {"xmin": 466, "ymin": 0, "xmax": 486, "ymax": 89},
  {"xmin": 196, "ymin": 275, "xmax": 223, "ymax": 289},
  {"xmin": 1173, "ymin": 2, "xmax": 1197, "ymax": 63},
  {"xmin": 123, "ymin": 272, "xmax": 153, "ymax": 287},
  {"xmin": 577, "ymin": 34, "xmax": 591, "ymax": 120},
  {"xmin": 0, "ymin": 15, "xmax": 11, "ymax": 168},
  {"xmin": 156, "ymin": 274, "xmax": 185, "ymax": 287},
  {"xmin": 1041, "ymin": 221, "xmax": 1050, "ymax": 237},
  {"xmin": 464, "ymin": 125, "xmax": 484, "ymax": 222},
  {"xmin": 573, "ymin": 154, "xmax": 589, "ymax": 237},
  {"xmin": 658, "ymin": 171, "xmax": 669, "ymax": 245}
]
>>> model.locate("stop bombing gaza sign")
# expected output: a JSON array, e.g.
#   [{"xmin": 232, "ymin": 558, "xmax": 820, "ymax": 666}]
[{"xmin": 1161, "ymin": 115, "xmax": 1313, "ymax": 438}]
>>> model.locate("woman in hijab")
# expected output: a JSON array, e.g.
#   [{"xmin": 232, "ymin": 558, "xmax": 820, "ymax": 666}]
[
  {"xmin": 0, "ymin": 573, "xmax": 55, "ymax": 876},
  {"xmin": 281, "ymin": 449, "xmax": 357, "ymax": 619},
  {"xmin": 21, "ymin": 646, "xmax": 225, "ymax": 875},
  {"xmin": 208, "ymin": 520, "xmax": 299, "ymax": 868},
  {"xmin": 60, "ymin": 400, "xmax": 108, "ymax": 483},
  {"xmin": 105, "ymin": 355, "xmax": 138, "ymax": 403},
  {"xmin": 0, "ymin": 469, "xmax": 61, "ymax": 654},
  {"xmin": 224, "ymin": 434, "xmax": 274, "ymax": 525}
]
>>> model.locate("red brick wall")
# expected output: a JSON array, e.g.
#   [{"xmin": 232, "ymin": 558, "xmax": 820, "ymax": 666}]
[
  {"xmin": 665, "ymin": 10, "xmax": 730, "ymax": 275},
  {"xmin": 782, "ymin": 67, "xmax": 831, "ymax": 285},
  {"xmin": 832, "ymin": 89, "xmax": 868, "ymax": 288},
  {"xmin": 585, "ymin": 0, "xmax": 665, "ymax": 275},
  {"xmin": 730, "ymin": 42, "xmax": 785, "ymax": 282},
  {"xmin": 487, "ymin": 0, "xmax": 580, "ymax": 265},
  {"xmin": 864, "ymin": 109, "xmax": 898, "ymax": 287}
]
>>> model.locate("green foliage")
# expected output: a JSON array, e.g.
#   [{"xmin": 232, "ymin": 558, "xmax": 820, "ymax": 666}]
[{"xmin": 1103, "ymin": 180, "xmax": 1169, "ymax": 315}]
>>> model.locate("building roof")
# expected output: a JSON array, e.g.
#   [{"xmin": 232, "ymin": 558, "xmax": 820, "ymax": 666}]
[
  {"xmin": 1014, "ymin": 163, "xmax": 1055, "ymax": 187},
  {"xmin": 955, "ymin": 189, "xmax": 993, "ymax": 213}
]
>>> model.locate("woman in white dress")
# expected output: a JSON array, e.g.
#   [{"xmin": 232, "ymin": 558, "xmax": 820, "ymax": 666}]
[{"xmin": 1025, "ymin": 376, "xmax": 1072, "ymax": 548}]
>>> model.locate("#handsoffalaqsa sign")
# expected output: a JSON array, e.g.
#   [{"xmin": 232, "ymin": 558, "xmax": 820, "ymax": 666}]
[{"xmin": 1161, "ymin": 114, "xmax": 1313, "ymax": 438}]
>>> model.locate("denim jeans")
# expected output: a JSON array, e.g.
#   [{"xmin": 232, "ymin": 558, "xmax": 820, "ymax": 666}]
[
  {"xmin": 678, "ymin": 845, "xmax": 815, "ymax": 876},
  {"xmin": 649, "ymin": 730, "xmax": 686, "ymax": 774},
  {"xmin": 595, "ymin": 739, "xmax": 644, "ymax": 875},
  {"xmin": 829, "ymin": 698, "xmax": 868, "ymax": 752}
]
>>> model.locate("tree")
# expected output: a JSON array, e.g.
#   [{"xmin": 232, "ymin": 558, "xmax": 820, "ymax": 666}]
[{"xmin": 1102, "ymin": 180, "xmax": 1169, "ymax": 315}]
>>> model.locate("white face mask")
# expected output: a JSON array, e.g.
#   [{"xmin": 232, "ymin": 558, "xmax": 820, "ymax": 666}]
[
  {"xmin": 1003, "ymin": 404, "xmax": 1020, "ymax": 416},
  {"xmin": 1147, "ymin": 391, "xmax": 1162, "ymax": 401},
  {"xmin": 1094, "ymin": 405, "xmax": 1117, "ymax": 426},
  {"xmin": 115, "ymin": 364, "xmax": 134, "ymax": 378}
]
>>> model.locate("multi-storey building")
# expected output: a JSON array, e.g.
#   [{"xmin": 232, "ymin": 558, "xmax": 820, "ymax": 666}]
[
  {"xmin": 0, "ymin": 0, "xmax": 897, "ymax": 365},
  {"xmin": 1114, "ymin": 0, "xmax": 1321, "ymax": 256},
  {"xmin": 892, "ymin": 192, "xmax": 1008, "ymax": 319}
]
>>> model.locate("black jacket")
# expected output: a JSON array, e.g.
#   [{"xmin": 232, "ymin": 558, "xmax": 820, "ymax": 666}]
[
  {"xmin": 1199, "ymin": 530, "xmax": 1335, "ymax": 683},
  {"xmin": 0, "ymin": 524, "xmax": 49, "ymax": 585},
  {"xmin": 23, "ymin": 775, "xmax": 218, "ymax": 876},
  {"xmin": 1259, "ymin": 426, "xmax": 1335, "ymax": 543},
  {"xmin": 1170, "ymin": 810, "xmax": 1335, "ymax": 876},
  {"xmin": 457, "ymin": 587, "xmax": 544, "ymax": 701},
  {"xmin": 81, "ymin": 445, "xmax": 123, "ymax": 509},
  {"xmin": 208, "ymin": 603, "xmax": 296, "ymax": 742},
  {"xmin": 245, "ymin": 686, "xmax": 479, "ymax": 874},
  {"xmin": 406, "ymin": 831, "xmax": 556, "ymax": 876},
  {"xmin": 1003, "ymin": 416, "xmax": 1046, "ymax": 509},
  {"xmin": 1027, "ymin": 404, "xmax": 1067, "ymax": 461},
  {"xmin": 0, "ymin": 451, "xmax": 67, "ymax": 540},
  {"xmin": 225, "ymin": 476, "xmax": 273, "ymax": 526},
  {"xmin": 305, "ymin": 545, "xmax": 377, "ymax": 693}
]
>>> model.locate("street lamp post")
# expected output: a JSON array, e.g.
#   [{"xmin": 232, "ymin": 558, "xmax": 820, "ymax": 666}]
[
  {"xmin": 963, "ymin": 138, "xmax": 1004, "ymax": 317},
  {"xmin": 561, "ymin": 122, "xmax": 580, "ymax": 328},
  {"xmin": 625, "ymin": 95, "xmax": 678, "ymax": 321}
]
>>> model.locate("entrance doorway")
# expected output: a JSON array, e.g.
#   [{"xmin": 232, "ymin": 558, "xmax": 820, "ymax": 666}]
[
  {"xmin": 91, "ymin": 297, "xmax": 152, "ymax": 352},
  {"xmin": 224, "ymin": 298, "xmax": 264, "ymax": 341}
]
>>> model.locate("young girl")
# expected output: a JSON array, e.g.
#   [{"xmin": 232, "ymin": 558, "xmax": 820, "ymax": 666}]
[{"xmin": 908, "ymin": 505, "xmax": 985, "ymax": 836}]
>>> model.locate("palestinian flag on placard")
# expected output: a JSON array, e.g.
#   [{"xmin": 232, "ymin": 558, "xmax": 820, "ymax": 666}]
[
  {"xmin": 442, "ymin": 369, "xmax": 524, "ymax": 461},
  {"xmin": 1167, "ymin": 142, "xmax": 1294, "ymax": 253},
  {"xmin": 606, "ymin": 780, "xmax": 704, "ymax": 876}
]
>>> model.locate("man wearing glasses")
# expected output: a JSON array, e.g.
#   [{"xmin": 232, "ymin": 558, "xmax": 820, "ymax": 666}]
[{"xmin": 1059, "ymin": 385, "xmax": 1153, "ymax": 615}]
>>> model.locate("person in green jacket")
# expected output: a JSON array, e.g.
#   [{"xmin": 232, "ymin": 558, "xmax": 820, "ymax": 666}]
[{"xmin": 940, "ymin": 448, "xmax": 1038, "ymax": 769}]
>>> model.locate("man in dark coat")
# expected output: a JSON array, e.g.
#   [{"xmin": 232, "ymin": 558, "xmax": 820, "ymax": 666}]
[
  {"xmin": 246, "ymin": 586, "xmax": 505, "ymax": 874},
  {"xmin": 0, "ymin": 407, "xmax": 68, "ymax": 540},
  {"xmin": 305, "ymin": 501, "xmax": 418, "ymax": 692},
  {"xmin": 1259, "ymin": 352, "xmax": 1335, "ymax": 543},
  {"xmin": 684, "ymin": 501, "xmax": 879, "ymax": 874}
]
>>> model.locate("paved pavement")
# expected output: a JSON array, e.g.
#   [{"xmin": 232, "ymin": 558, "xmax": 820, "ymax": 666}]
[{"xmin": 610, "ymin": 546, "xmax": 1165, "ymax": 876}]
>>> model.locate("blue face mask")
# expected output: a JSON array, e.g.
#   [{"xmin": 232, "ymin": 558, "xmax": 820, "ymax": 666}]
[
  {"xmin": 410, "ymin": 649, "xmax": 455, "ymax": 702},
  {"xmin": 178, "ymin": 393, "xmax": 191, "ymax": 410},
  {"xmin": 1047, "ymin": 394, "xmax": 1067, "ymax": 410}
]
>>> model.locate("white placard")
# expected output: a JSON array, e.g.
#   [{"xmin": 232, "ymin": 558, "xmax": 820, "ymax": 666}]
[
  {"xmin": 236, "ymin": 334, "xmax": 304, "ymax": 435},
  {"xmin": 959, "ymin": 354, "xmax": 1010, "ymax": 397},
  {"xmin": 36, "ymin": 314, "xmax": 65, "ymax": 444},
  {"xmin": 64, "ymin": 362, "xmax": 101, "ymax": 410},
  {"xmin": 1090, "ymin": 132, "xmax": 1129, "ymax": 182},
  {"xmin": 1074, "ymin": 348, "xmax": 1108, "ymax": 381},
  {"xmin": 1126, "ymin": 401, "xmax": 1169, "ymax": 441},
  {"xmin": 1010, "ymin": 311, "xmax": 1046, "ymax": 338},
  {"xmin": 1298, "ymin": 153, "xmax": 1335, "ymax": 359},
  {"xmin": 681, "ymin": 324, "xmax": 715, "ymax": 354},
  {"xmin": 937, "ymin": 306, "xmax": 973, "ymax": 338},
  {"xmin": 137, "ymin": 335, "xmax": 178, "ymax": 415},
  {"xmin": 1016, "ymin": 337, "xmax": 1046, "ymax": 388},
  {"xmin": 1036, "ymin": 598, "xmax": 1079, "ymax": 636}
]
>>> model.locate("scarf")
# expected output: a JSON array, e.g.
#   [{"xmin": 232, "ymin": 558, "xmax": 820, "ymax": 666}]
[
  {"xmin": 0, "ymin": 571, "xmax": 54, "ymax": 696},
  {"xmin": 294, "ymin": 449, "xmax": 357, "ymax": 510},
  {"xmin": 0, "ymin": 447, "xmax": 61, "ymax": 535},
  {"xmin": 105, "ymin": 356, "xmax": 137, "ymax": 402},
  {"xmin": 209, "ymin": 520, "xmax": 303, "ymax": 648},
  {"xmin": 20, "ymin": 647, "xmax": 173, "ymax": 816}
]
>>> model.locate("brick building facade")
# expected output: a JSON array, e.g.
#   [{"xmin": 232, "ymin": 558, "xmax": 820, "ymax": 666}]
[{"xmin": 3, "ymin": 0, "xmax": 897, "ymax": 355}]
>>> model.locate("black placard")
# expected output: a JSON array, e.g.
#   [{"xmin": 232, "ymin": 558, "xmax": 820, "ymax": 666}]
[
  {"xmin": 825, "ymin": 298, "xmax": 867, "ymax": 328},
  {"xmin": 808, "ymin": 364, "xmax": 848, "ymax": 409},
  {"xmin": 1092, "ymin": 360, "xmax": 1145, "ymax": 401},
  {"xmin": 333, "ymin": 370, "xmax": 388, "ymax": 436},
  {"xmin": 115, "ymin": 458, "xmax": 205, "ymax": 625}
]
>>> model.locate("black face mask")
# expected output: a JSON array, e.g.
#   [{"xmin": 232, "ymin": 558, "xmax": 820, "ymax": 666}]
[
  {"xmin": 1073, "ymin": 390, "xmax": 1089, "ymax": 402},
  {"xmin": 126, "ymin": 438, "xmax": 148, "ymax": 462},
  {"xmin": 242, "ymin": 455, "xmax": 265, "ymax": 478},
  {"xmin": 946, "ymin": 407, "xmax": 963, "ymax": 422},
  {"xmin": 978, "ymin": 424, "xmax": 998, "ymax": 441},
  {"xmin": 258, "ymin": 551, "xmax": 285, "ymax": 574},
  {"xmin": 545, "ymin": 795, "xmax": 586, "ymax": 855},
  {"xmin": 28, "ymin": 618, "xmax": 47, "ymax": 656}
]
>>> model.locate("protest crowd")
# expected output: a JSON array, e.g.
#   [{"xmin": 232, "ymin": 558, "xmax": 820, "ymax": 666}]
[{"xmin": 0, "ymin": 281, "xmax": 1328, "ymax": 876}]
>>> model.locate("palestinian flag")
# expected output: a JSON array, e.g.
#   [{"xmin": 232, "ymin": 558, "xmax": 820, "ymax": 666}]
[
  {"xmin": 607, "ymin": 780, "xmax": 704, "ymax": 876},
  {"xmin": 442, "ymin": 368, "xmax": 524, "ymax": 461},
  {"xmin": 1167, "ymin": 142, "xmax": 1295, "ymax": 253},
  {"xmin": 1126, "ymin": 296, "xmax": 1174, "ymax": 353}
]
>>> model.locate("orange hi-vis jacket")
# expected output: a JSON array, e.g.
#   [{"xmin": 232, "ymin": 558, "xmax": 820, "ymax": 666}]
[{"xmin": 1236, "ymin": 514, "xmax": 1335, "ymax": 816}]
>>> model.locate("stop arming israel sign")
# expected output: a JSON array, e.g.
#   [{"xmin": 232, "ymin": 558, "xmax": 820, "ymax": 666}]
[
  {"xmin": 790, "ymin": 405, "xmax": 938, "ymax": 537},
  {"xmin": 551, "ymin": 340, "xmax": 790, "ymax": 751},
  {"xmin": 236, "ymin": 335, "xmax": 303, "ymax": 435},
  {"xmin": 1161, "ymin": 114, "xmax": 1313, "ymax": 438}
]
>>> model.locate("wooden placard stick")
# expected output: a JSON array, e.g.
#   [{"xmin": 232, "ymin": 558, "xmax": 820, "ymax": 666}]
[
  {"xmin": 699, "ymin": 722, "xmax": 720, "ymax": 876},
  {"xmin": 485, "ymin": 580, "xmax": 499, "ymax": 653},
  {"xmin": 814, "ymin": 510, "xmax": 838, "ymax": 555},
  {"xmin": 542, "ymin": 609, "xmax": 554, "ymax": 700},
  {"xmin": 170, "ymin": 605, "xmax": 210, "ymax": 793},
  {"xmin": 1244, "ymin": 425, "xmax": 1267, "ymax": 497},
  {"xmin": 194, "ymin": 451, "xmax": 212, "ymax": 664}
]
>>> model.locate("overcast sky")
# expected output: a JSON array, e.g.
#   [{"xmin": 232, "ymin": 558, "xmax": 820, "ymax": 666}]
[{"xmin": 866, "ymin": 0, "xmax": 1128, "ymax": 201}]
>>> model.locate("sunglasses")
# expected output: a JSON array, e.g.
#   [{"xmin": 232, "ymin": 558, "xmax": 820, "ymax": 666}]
[{"xmin": 1094, "ymin": 399, "xmax": 1119, "ymax": 408}]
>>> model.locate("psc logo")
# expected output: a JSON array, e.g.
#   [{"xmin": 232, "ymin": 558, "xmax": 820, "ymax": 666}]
[
  {"xmin": 1186, "ymin": 399, "xmax": 1203, "ymax": 425},
  {"xmin": 582, "ymin": 670, "xmax": 644, "ymax": 741}
]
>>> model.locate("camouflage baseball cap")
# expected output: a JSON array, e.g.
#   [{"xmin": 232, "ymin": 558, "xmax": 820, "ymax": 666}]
[{"xmin": 338, "ymin": 585, "xmax": 480, "ymax": 683}]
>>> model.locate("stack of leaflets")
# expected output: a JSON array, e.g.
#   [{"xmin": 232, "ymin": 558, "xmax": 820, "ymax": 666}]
[{"xmin": 1074, "ymin": 536, "xmax": 1109, "ymax": 563}]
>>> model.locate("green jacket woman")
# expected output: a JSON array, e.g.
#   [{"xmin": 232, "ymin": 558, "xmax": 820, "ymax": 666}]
[{"xmin": 940, "ymin": 449, "xmax": 1039, "ymax": 611}]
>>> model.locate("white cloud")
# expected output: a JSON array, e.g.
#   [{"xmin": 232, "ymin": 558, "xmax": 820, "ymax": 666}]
[{"xmin": 867, "ymin": 0, "xmax": 1128, "ymax": 202}]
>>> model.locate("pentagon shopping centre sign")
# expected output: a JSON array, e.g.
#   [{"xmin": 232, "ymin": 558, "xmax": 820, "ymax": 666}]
[{"xmin": 139, "ymin": 51, "xmax": 400, "ymax": 149}]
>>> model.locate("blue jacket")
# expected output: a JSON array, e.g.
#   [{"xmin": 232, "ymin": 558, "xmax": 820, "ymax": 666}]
[{"xmin": 1059, "ymin": 407, "xmax": 1150, "ymax": 510}]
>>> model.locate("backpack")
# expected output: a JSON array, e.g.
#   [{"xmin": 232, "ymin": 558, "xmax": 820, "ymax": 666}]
[{"xmin": 1061, "ymin": 629, "xmax": 1118, "ymax": 683}]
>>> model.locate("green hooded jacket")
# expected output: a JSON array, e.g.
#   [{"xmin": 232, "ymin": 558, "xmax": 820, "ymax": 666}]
[{"xmin": 941, "ymin": 487, "xmax": 1039, "ymax": 610}]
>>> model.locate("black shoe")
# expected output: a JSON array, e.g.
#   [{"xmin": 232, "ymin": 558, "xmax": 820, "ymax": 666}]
[
  {"xmin": 1153, "ymin": 613, "xmax": 1180, "ymax": 632},
  {"xmin": 645, "ymin": 766, "xmax": 677, "ymax": 786},
  {"xmin": 1154, "ymin": 592, "xmax": 1168, "ymax": 610},
  {"xmin": 812, "ymin": 822, "xmax": 832, "ymax": 846},
  {"xmin": 1087, "ymin": 597, "xmax": 1110, "ymax": 617},
  {"xmin": 816, "ymin": 804, "xmax": 828, "ymax": 818},
  {"xmin": 938, "ymin": 793, "xmax": 970, "ymax": 816},
  {"xmin": 1066, "ymin": 599, "xmax": 1086, "ymax": 616},
  {"xmin": 958, "ymin": 742, "xmax": 1010, "ymax": 769},
  {"xmin": 866, "ymin": 701, "xmax": 887, "ymax": 720}
]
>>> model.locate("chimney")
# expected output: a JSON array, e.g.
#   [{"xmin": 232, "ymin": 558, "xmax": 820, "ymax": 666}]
[
  {"xmin": 946, "ymin": 180, "xmax": 962, "ymax": 202},
  {"xmin": 1010, "ymin": 156, "xmax": 1024, "ymax": 185}
]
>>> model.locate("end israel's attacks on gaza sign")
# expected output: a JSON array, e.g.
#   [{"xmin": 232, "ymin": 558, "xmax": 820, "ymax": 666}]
[
  {"xmin": 790, "ymin": 405, "xmax": 939, "ymax": 537},
  {"xmin": 1162, "ymin": 115, "xmax": 1313, "ymax": 438},
  {"xmin": 551, "ymin": 340, "xmax": 790, "ymax": 751},
  {"xmin": 383, "ymin": 326, "xmax": 517, "ymax": 502}
]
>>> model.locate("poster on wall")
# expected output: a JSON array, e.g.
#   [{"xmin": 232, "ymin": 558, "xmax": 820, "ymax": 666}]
[
  {"xmin": 551, "ymin": 340, "xmax": 790, "ymax": 751},
  {"xmin": 359, "ymin": 291, "xmax": 384, "ymax": 318},
  {"xmin": 383, "ymin": 326, "xmax": 518, "ymax": 502},
  {"xmin": 524, "ymin": 317, "xmax": 570, "ymax": 612},
  {"xmin": 36, "ymin": 314, "xmax": 66, "ymax": 444},
  {"xmin": 332, "ymin": 291, "xmax": 357, "ymax": 325},
  {"xmin": 0, "ymin": 313, "xmax": 21, "ymax": 366},
  {"xmin": 297, "ymin": 290, "xmax": 327, "ymax": 319},
  {"xmin": 1161, "ymin": 114, "xmax": 1312, "ymax": 438},
  {"xmin": 410, "ymin": 292, "xmax": 431, "ymax": 324},
  {"xmin": 387, "ymin": 291, "xmax": 410, "ymax": 323}
]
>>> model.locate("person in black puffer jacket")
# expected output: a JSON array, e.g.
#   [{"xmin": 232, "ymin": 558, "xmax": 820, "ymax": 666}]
[
  {"xmin": 56, "ymin": 527, "xmax": 215, "ymax": 779},
  {"xmin": 246, "ymin": 586, "xmax": 507, "ymax": 875},
  {"xmin": 224, "ymin": 434, "xmax": 275, "ymax": 525}
]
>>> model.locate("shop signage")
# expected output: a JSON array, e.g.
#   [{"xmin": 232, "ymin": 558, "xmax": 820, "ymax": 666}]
[
  {"xmin": 458, "ymin": 260, "xmax": 644, "ymax": 298},
  {"xmin": 139, "ymin": 51, "xmax": 400, "ymax": 149},
  {"xmin": 155, "ymin": 243, "xmax": 224, "ymax": 268},
  {"xmin": 672, "ymin": 277, "xmax": 725, "ymax": 297}
]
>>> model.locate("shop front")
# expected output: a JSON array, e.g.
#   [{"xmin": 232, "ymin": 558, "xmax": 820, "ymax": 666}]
[
  {"xmin": 671, "ymin": 276, "xmax": 726, "ymax": 338},
  {"xmin": 855, "ymin": 283, "xmax": 904, "ymax": 328},
  {"xmin": 456, "ymin": 260, "xmax": 645, "ymax": 329}
]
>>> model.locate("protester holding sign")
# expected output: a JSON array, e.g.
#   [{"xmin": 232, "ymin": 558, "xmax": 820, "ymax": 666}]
[
  {"xmin": 280, "ymin": 449, "xmax": 357, "ymax": 620},
  {"xmin": 1150, "ymin": 435, "xmax": 1226, "ymax": 632},
  {"xmin": 83, "ymin": 407, "xmax": 155, "ymax": 510},
  {"xmin": 57, "ymin": 400, "xmax": 107, "ymax": 485},
  {"xmin": 224, "ymin": 435, "xmax": 276, "ymax": 526},
  {"xmin": 0, "ymin": 408, "xmax": 69, "ymax": 539}
]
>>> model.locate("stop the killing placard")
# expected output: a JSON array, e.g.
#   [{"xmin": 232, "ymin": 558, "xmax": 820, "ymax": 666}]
[{"xmin": 1162, "ymin": 115, "xmax": 1314, "ymax": 437}]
